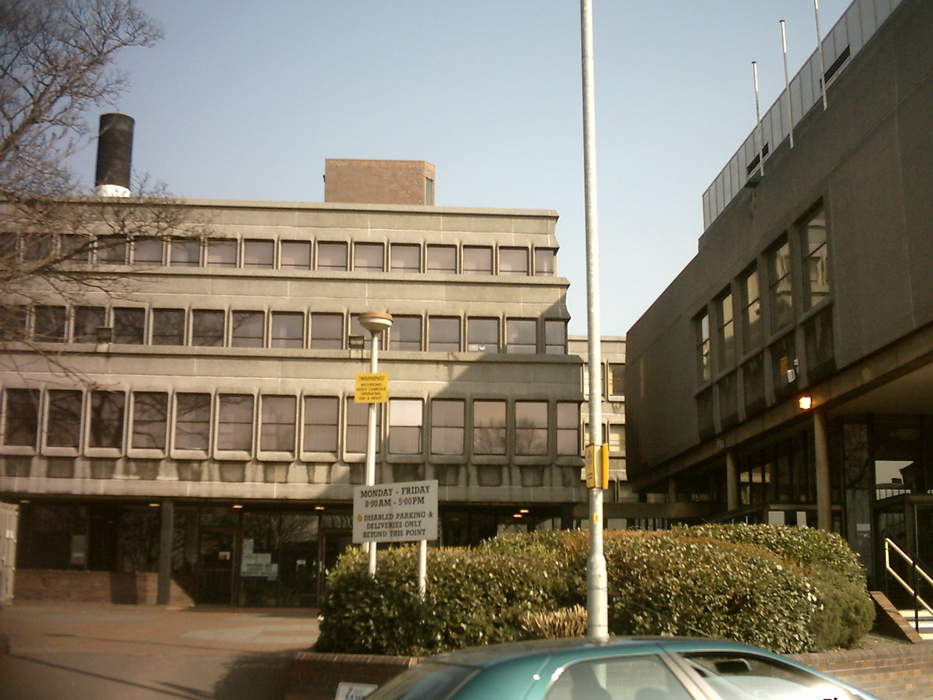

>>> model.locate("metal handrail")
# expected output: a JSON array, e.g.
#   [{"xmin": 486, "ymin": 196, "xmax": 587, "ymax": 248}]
[{"xmin": 884, "ymin": 538, "xmax": 933, "ymax": 629}]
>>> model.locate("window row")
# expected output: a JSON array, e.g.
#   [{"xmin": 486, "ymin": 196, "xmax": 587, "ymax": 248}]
[
  {"xmin": 582, "ymin": 362, "xmax": 625, "ymax": 400},
  {"xmin": 1, "ymin": 232, "xmax": 558, "ymax": 277},
  {"xmin": 695, "ymin": 202, "xmax": 828, "ymax": 384},
  {"xmin": 1, "ymin": 388, "xmax": 583, "ymax": 459},
  {"xmin": 0, "ymin": 305, "xmax": 569, "ymax": 354}
]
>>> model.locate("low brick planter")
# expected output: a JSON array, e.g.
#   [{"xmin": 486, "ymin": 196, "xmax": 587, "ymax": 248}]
[
  {"xmin": 14, "ymin": 569, "xmax": 193, "ymax": 606},
  {"xmin": 287, "ymin": 652, "xmax": 419, "ymax": 700}
]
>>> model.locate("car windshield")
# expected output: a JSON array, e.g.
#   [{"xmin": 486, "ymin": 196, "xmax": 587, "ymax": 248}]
[{"xmin": 366, "ymin": 660, "xmax": 478, "ymax": 700}]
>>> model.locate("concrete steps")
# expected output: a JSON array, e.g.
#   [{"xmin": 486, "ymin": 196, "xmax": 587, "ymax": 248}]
[{"xmin": 898, "ymin": 608, "xmax": 933, "ymax": 640}]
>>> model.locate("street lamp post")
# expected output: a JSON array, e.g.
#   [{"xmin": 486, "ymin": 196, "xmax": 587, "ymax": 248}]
[{"xmin": 358, "ymin": 311, "xmax": 393, "ymax": 577}]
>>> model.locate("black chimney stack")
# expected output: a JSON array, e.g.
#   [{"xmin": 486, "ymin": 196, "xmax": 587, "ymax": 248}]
[{"xmin": 94, "ymin": 113, "xmax": 134, "ymax": 197}]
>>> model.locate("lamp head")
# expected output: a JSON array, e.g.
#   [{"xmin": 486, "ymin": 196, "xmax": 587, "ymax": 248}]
[{"xmin": 359, "ymin": 311, "xmax": 393, "ymax": 334}]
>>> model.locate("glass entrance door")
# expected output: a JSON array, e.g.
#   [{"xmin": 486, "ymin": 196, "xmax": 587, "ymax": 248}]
[{"xmin": 198, "ymin": 527, "xmax": 236, "ymax": 604}]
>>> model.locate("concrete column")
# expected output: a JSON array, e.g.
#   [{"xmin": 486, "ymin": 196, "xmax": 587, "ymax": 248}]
[
  {"xmin": 726, "ymin": 449, "xmax": 739, "ymax": 511},
  {"xmin": 157, "ymin": 499, "xmax": 174, "ymax": 605},
  {"xmin": 814, "ymin": 409, "xmax": 832, "ymax": 531}
]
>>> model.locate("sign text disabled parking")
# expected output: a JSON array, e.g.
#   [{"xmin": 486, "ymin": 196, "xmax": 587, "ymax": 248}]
[
  {"xmin": 354, "ymin": 372, "xmax": 388, "ymax": 403},
  {"xmin": 353, "ymin": 480, "xmax": 438, "ymax": 544}
]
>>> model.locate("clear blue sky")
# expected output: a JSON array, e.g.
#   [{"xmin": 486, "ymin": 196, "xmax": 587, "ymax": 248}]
[{"xmin": 76, "ymin": 0, "xmax": 850, "ymax": 335}]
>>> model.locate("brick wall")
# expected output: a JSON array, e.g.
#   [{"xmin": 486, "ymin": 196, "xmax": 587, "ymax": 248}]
[
  {"xmin": 286, "ymin": 652, "xmax": 418, "ymax": 700},
  {"xmin": 14, "ymin": 569, "xmax": 194, "ymax": 606}
]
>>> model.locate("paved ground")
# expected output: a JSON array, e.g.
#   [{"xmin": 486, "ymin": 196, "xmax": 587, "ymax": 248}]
[{"xmin": 0, "ymin": 602, "xmax": 320, "ymax": 700}]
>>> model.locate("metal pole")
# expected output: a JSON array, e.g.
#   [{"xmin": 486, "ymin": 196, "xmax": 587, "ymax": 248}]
[
  {"xmin": 366, "ymin": 330, "xmax": 380, "ymax": 577},
  {"xmin": 418, "ymin": 539, "xmax": 427, "ymax": 600},
  {"xmin": 752, "ymin": 61, "xmax": 764, "ymax": 178},
  {"xmin": 580, "ymin": 0, "xmax": 608, "ymax": 644},
  {"xmin": 780, "ymin": 20, "xmax": 795, "ymax": 149},
  {"xmin": 813, "ymin": 0, "xmax": 828, "ymax": 110}
]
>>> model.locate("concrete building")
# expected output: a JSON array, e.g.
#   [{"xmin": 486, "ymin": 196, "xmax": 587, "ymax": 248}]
[
  {"xmin": 624, "ymin": 0, "xmax": 931, "ymax": 587},
  {"xmin": 1, "ymin": 158, "xmax": 587, "ymax": 605}
]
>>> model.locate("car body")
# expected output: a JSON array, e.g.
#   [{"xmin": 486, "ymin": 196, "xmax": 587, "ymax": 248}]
[{"xmin": 366, "ymin": 636, "xmax": 880, "ymax": 700}]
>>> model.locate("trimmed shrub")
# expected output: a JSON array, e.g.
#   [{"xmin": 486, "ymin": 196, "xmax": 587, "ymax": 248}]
[{"xmin": 520, "ymin": 605, "xmax": 587, "ymax": 639}]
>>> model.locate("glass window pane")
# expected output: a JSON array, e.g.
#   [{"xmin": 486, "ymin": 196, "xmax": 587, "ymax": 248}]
[
  {"xmin": 207, "ymin": 239, "xmax": 237, "ymax": 267},
  {"xmin": 718, "ymin": 292, "xmax": 735, "ymax": 372},
  {"xmin": 389, "ymin": 398, "xmax": 422, "ymax": 454},
  {"xmin": 218, "ymin": 395, "xmax": 253, "ymax": 451},
  {"xmin": 473, "ymin": 400, "xmax": 505, "ymax": 455},
  {"xmin": 3, "ymin": 389, "xmax": 39, "ymax": 446},
  {"xmin": 48, "ymin": 390, "xmax": 82, "ymax": 448},
  {"xmin": 390, "ymin": 244, "xmax": 420, "ymax": 272},
  {"xmin": 318, "ymin": 242, "xmax": 348, "ymax": 270},
  {"xmin": 499, "ymin": 247, "xmax": 528, "ymax": 275},
  {"xmin": 463, "ymin": 246, "xmax": 492, "ymax": 274},
  {"xmin": 354, "ymin": 242, "xmax": 384, "ymax": 271},
  {"xmin": 61, "ymin": 234, "xmax": 91, "ymax": 264},
  {"xmin": 557, "ymin": 402, "xmax": 579, "ymax": 455},
  {"xmin": 74, "ymin": 306, "xmax": 106, "ymax": 343},
  {"xmin": 467, "ymin": 318, "xmax": 498, "ymax": 352},
  {"xmin": 132, "ymin": 392, "xmax": 167, "ymax": 449},
  {"xmin": 133, "ymin": 237, "xmax": 164, "ymax": 265},
  {"xmin": 113, "ymin": 308, "xmax": 145, "ymax": 344},
  {"xmin": 431, "ymin": 399, "xmax": 464, "ymax": 455},
  {"xmin": 426, "ymin": 245, "xmax": 456, "ymax": 273},
  {"xmin": 90, "ymin": 391, "xmax": 125, "ymax": 449},
  {"xmin": 544, "ymin": 656, "xmax": 693, "ymax": 700},
  {"xmin": 506, "ymin": 318, "xmax": 536, "ymax": 353},
  {"xmin": 346, "ymin": 398, "xmax": 379, "ymax": 453},
  {"xmin": 34, "ymin": 305, "xmax": 66, "ymax": 342},
  {"xmin": 192, "ymin": 310, "xmax": 225, "ymax": 346},
  {"xmin": 391, "ymin": 316, "xmax": 421, "ymax": 351},
  {"xmin": 429, "ymin": 316, "xmax": 460, "ymax": 351},
  {"xmin": 310, "ymin": 312, "xmax": 343, "ymax": 349},
  {"xmin": 175, "ymin": 393, "xmax": 211, "ymax": 451},
  {"xmin": 281, "ymin": 240, "xmax": 311, "ymax": 269},
  {"xmin": 0, "ymin": 305, "xmax": 28, "ymax": 341},
  {"xmin": 535, "ymin": 248, "xmax": 556, "ymax": 276},
  {"xmin": 97, "ymin": 235, "xmax": 127, "ymax": 264},
  {"xmin": 304, "ymin": 396, "xmax": 338, "ymax": 452},
  {"xmin": 516, "ymin": 401, "xmax": 547, "ymax": 455},
  {"xmin": 271, "ymin": 312, "xmax": 303, "ymax": 348},
  {"xmin": 608, "ymin": 363, "xmax": 625, "ymax": 397},
  {"xmin": 22, "ymin": 233, "xmax": 53, "ymax": 261},
  {"xmin": 802, "ymin": 205, "xmax": 829, "ymax": 309},
  {"xmin": 261, "ymin": 396, "xmax": 295, "ymax": 452},
  {"xmin": 232, "ymin": 310, "xmax": 264, "ymax": 347},
  {"xmin": 545, "ymin": 320, "xmax": 567, "ymax": 354},
  {"xmin": 244, "ymin": 239, "xmax": 274, "ymax": 268},
  {"xmin": 769, "ymin": 240, "xmax": 793, "ymax": 331},
  {"xmin": 170, "ymin": 238, "xmax": 200, "ymax": 267},
  {"xmin": 152, "ymin": 309, "xmax": 185, "ymax": 345}
]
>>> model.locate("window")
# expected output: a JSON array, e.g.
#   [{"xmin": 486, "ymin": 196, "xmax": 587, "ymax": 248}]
[
  {"xmin": 800, "ymin": 204, "xmax": 829, "ymax": 309},
  {"xmin": 280, "ymin": 240, "xmax": 311, "ymax": 269},
  {"xmin": 718, "ymin": 291, "xmax": 735, "ymax": 371},
  {"xmin": 430, "ymin": 399, "xmax": 464, "ymax": 455},
  {"xmin": 207, "ymin": 239, "xmax": 237, "ymax": 267},
  {"xmin": 3, "ymin": 389, "xmax": 39, "ymax": 446},
  {"xmin": 535, "ymin": 248, "xmax": 556, "ymax": 276},
  {"xmin": 354, "ymin": 242, "xmax": 384, "ymax": 271},
  {"xmin": 113, "ymin": 307, "xmax": 145, "ymax": 344},
  {"xmin": 770, "ymin": 333, "xmax": 797, "ymax": 401},
  {"xmin": 463, "ymin": 246, "xmax": 492, "ymax": 274},
  {"xmin": 232, "ymin": 310, "xmax": 264, "ymax": 347},
  {"xmin": 697, "ymin": 388, "xmax": 714, "ymax": 440},
  {"xmin": 0, "ymin": 232, "xmax": 17, "ymax": 259},
  {"xmin": 390, "ymin": 244, "xmax": 420, "ymax": 272},
  {"xmin": 718, "ymin": 372, "xmax": 739, "ymax": 430},
  {"xmin": 467, "ymin": 318, "xmax": 498, "ymax": 352},
  {"xmin": 22, "ymin": 233, "xmax": 53, "ymax": 261},
  {"xmin": 608, "ymin": 423, "xmax": 624, "ymax": 456},
  {"xmin": 260, "ymin": 396, "xmax": 296, "ymax": 453},
  {"xmin": 473, "ymin": 400, "xmax": 506, "ymax": 455},
  {"xmin": 133, "ymin": 237, "xmax": 163, "ymax": 265},
  {"xmin": 608, "ymin": 363, "xmax": 624, "ymax": 397},
  {"xmin": 89, "ymin": 391, "xmax": 125, "ymax": 449},
  {"xmin": 218, "ymin": 395, "xmax": 253, "ymax": 452},
  {"xmin": 556, "ymin": 402, "xmax": 579, "ymax": 455},
  {"xmin": 318, "ymin": 242, "xmax": 348, "ymax": 270},
  {"xmin": 175, "ymin": 393, "xmax": 211, "ymax": 451},
  {"xmin": 390, "ymin": 315, "xmax": 421, "ymax": 351},
  {"xmin": 152, "ymin": 309, "xmax": 185, "ymax": 345},
  {"xmin": 696, "ymin": 310, "xmax": 711, "ymax": 383},
  {"xmin": 132, "ymin": 392, "xmax": 167, "ymax": 449},
  {"xmin": 506, "ymin": 318, "xmax": 536, "ymax": 353},
  {"xmin": 34, "ymin": 305, "xmax": 66, "ymax": 342},
  {"xmin": 271, "ymin": 312, "xmax": 303, "ymax": 348},
  {"xmin": 244, "ymin": 239, "xmax": 274, "ymax": 268},
  {"xmin": 170, "ymin": 237, "xmax": 200, "ymax": 267},
  {"xmin": 303, "ymin": 397, "xmax": 338, "ymax": 452},
  {"xmin": 426, "ymin": 245, "xmax": 456, "ymax": 273},
  {"xmin": 515, "ymin": 401, "xmax": 547, "ymax": 455},
  {"xmin": 74, "ymin": 306, "xmax": 105, "ymax": 343},
  {"xmin": 429, "ymin": 316, "xmax": 460, "ymax": 351},
  {"xmin": 97, "ymin": 235, "xmax": 127, "ymax": 264},
  {"xmin": 743, "ymin": 353, "xmax": 765, "ymax": 416},
  {"xmin": 804, "ymin": 306, "xmax": 835, "ymax": 383},
  {"xmin": 310, "ymin": 312, "xmax": 343, "ymax": 349},
  {"xmin": 350, "ymin": 314, "xmax": 386, "ymax": 351},
  {"xmin": 47, "ymin": 390, "xmax": 82, "ymax": 447},
  {"xmin": 742, "ymin": 266, "xmax": 762, "ymax": 351},
  {"xmin": 192, "ymin": 310, "xmax": 225, "ymax": 346},
  {"xmin": 346, "ymin": 398, "xmax": 379, "ymax": 453},
  {"xmin": 499, "ymin": 247, "xmax": 528, "ymax": 275},
  {"xmin": 389, "ymin": 398, "xmax": 423, "ymax": 454},
  {"xmin": 544, "ymin": 320, "xmax": 566, "ymax": 355},
  {"xmin": 768, "ymin": 238, "xmax": 793, "ymax": 331},
  {"xmin": 0, "ymin": 306, "xmax": 27, "ymax": 340},
  {"xmin": 61, "ymin": 234, "xmax": 91, "ymax": 264},
  {"xmin": 544, "ymin": 656, "xmax": 692, "ymax": 700}
]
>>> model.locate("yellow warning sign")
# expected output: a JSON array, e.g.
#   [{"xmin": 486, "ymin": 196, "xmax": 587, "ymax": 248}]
[{"xmin": 355, "ymin": 372, "xmax": 389, "ymax": 403}]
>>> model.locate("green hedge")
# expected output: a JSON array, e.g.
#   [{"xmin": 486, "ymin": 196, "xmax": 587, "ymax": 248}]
[{"xmin": 315, "ymin": 525, "xmax": 873, "ymax": 656}]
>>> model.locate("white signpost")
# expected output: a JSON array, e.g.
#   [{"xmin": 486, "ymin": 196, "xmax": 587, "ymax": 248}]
[{"xmin": 353, "ymin": 479, "xmax": 438, "ymax": 597}]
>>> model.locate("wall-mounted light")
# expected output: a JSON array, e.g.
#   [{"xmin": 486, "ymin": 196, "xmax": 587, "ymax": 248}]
[
  {"xmin": 513, "ymin": 513, "xmax": 523, "ymax": 519},
  {"xmin": 798, "ymin": 395, "xmax": 813, "ymax": 410},
  {"xmin": 148, "ymin": 503, "xmax": 160, "ymax": 508},
  {"xmin": 232, "ymin": 504, "xmax": 243, "ymax": 509},
  {"xmin": 519, "ymin": 508, "xmax": 529, "ymax": 514},
  {"xmin": 314, "ymin": 505, "xmax": 325, "ymax": 511}
]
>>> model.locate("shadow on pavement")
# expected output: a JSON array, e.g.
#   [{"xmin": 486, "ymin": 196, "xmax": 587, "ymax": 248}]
[{"xmin": 212, "ymin": 651, "xmax": 294, "ymax": 700}]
